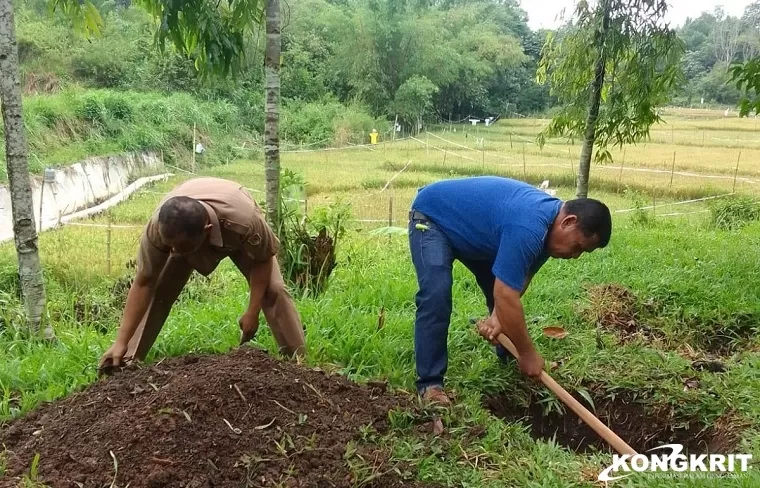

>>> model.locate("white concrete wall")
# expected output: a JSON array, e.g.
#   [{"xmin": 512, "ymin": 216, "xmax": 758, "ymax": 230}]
[{"xmin": 0, "ymin": 151, "xmax": 164, "ymax": 242}]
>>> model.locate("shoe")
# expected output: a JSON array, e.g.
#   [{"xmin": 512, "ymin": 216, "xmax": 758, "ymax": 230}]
[{"xmin": 421, "ymin": 386, "xmax": 451, "ymax": 406}]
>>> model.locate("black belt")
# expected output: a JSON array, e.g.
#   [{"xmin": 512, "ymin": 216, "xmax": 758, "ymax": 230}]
[{"xmin": 409, "ymin": 210, "xmax": 431, "ymax": 222}]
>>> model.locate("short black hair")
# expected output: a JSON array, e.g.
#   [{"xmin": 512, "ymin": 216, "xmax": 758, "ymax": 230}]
[
  {"xmin": 157, "ymin": 196, "xmax": 207, "ymax": 239},
  {"xmin": 564, "ymin": 198, "xmax": 612, "ymax": 248}
]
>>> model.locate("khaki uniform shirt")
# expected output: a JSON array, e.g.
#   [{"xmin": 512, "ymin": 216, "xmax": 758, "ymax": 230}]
[{"xmin": 137, "ymin": 177, "xmax": 278, "ymax": 279}]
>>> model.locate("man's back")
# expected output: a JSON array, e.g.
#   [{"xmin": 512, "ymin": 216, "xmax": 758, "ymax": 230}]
[
  {"xmin": 411, "ymin": 176, "xmax": 563, "ymax": 290},
  {"xmin": 162, "ymin": 177, "xmax": 254, "ymax": 215},
  {"xmin": 141, "ymin": 177, "xmax": 276, "ymax": 276},
  {"xmin": 412, "ymin": 176, "xmax": 561, "ymax": 257}
]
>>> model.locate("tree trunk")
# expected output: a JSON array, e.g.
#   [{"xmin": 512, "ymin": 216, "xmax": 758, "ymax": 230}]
[
  {"xmin": 576, "ymin": 0, "xmax": 611, "ymax": 199},
  {"xmin": 0, "ymin": 0, "xmax": 52, "ymax": 338},
  {"xmin": 264, "ymin": 0, "xmax": 281, "ymax": 235}
]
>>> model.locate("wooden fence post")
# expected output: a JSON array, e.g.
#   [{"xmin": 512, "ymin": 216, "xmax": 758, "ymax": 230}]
[
  {"xmin": 733, "ymin": 151, "xmax": 741, "ymax": 193},
  {"xmin": 106, "ymin": 212, "xmax": 112, "ymax": 275},
  {"xmin": 192, "ymin": 122, "xmax": 197, "ymax": 173}
]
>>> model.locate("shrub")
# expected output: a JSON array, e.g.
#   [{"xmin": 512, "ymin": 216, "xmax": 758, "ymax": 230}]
[
  {"xmin": 104, "ymin": 94, "xmax": 133, "ymax": 121},
  {"xmin": 71, "ymin": 48, "xmax": 130, "ymax": 88},
  {"xmin": 281, "ymin": 99, "xmax": 344, "ymax": 145},
  {"xmin": 76, "ymin": 95, "xmax": 107, "ymax": 124},
  {"xmin": 275, "ymin": 170, "xmax": 352, "ymax": 296},
  {"xmin": 137, "ymin": 99, "xmax": 170, "ymax": 125},
  {"xmin": 333, "ymin": 105, "xmax": 388, "ymax": 146},
  {"xmin": 709, "ymin": 195, "xmax": 760, "ymax": 231},
  {"xmin": 623, "ymin": 188, "xmax": 656, "ymax": 228},
  {"xmin": 282, "ymin": 99, "xmax": 386, "ymax": 147}
]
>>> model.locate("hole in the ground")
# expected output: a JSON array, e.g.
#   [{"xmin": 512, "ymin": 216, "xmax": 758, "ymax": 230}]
[
  {"xmin": 579, "ymin": 284, "xmax": 663, "ymax": 343},
  {"xmin": 580, "ymin": 284, "xmax": 757, "ymax": 358},
  {"xmin": 685, "ymin": 313, "xmax": 759, "ymax": 356},
  {"xmin": 484, "ymin": 388, "xmax": 740, "ymax": 455}
]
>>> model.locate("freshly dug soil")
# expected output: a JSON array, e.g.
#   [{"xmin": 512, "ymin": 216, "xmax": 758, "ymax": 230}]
[
  {"xmin": 0, "ymin": 347, "xmax": 432, "ymax": 488},
  {"xmin": 581, "ymin": 284, "xmax": 656, "ymax": 342},
  {"xmin": 582, "ymin": 284, "xmax": 757, "ymax": 356},
  {"xmin": 485, "ymin": 387, "xmax": 740, "ymax": 455}
]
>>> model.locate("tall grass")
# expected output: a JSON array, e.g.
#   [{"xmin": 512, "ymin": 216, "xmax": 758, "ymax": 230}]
[
  {"xmin": 3, "ymin": 109, "xmax": 760, "ymax": 485},
  {"xmin": 2, "ymin": 207, "xmax": 760, "ymax": 485},
  {"xmin": 281, "ymin": 99, "xmax": 389, "ymax": 147},
  {"xmin": 2, "ymin": 88, "xmax": 393, "ymax": 184},
  {"xmin": 0, "ymin": 88, "xmax": 256, "ymax": 181}
]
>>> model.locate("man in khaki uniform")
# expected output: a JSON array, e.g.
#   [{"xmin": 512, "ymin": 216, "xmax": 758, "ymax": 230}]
[{"xmin": 98, "ymin": 177, "xmax": 305, "ymax": 372}]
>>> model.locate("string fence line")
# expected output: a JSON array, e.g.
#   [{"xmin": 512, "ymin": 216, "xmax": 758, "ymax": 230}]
[
  {"xmin": 613, "ymin": 193, "xmax": 733, "ymax": 214},
  {"xmin": 28, "ymin": 126, "xmax": 753, "ymax": 240},
  {"xmin": 410, "ymin": 132, "xmax": 760, "ymax": 186}
]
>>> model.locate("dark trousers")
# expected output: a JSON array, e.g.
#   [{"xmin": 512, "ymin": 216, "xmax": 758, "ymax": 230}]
[
  {"xmin": 408, "ymin": 210, "xmax": 510, "ymax": 392},
  {"xmin": 125, "ymin": 255, "xmax": 305, "ymax": 362}
]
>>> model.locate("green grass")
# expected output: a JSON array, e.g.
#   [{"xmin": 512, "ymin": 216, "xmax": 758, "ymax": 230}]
[
  {"xmin": 2, "ymin": 218, "xmax": 760, "ymax": 486},
  {"xmin": 2, "ymin": 108, "xmax": 760, "ymax": 485},
  {"xmin": 0, "ymin": 88, "xmax": 259, "ymax": 182},
  {"xmin": 2, "ymin": 173, "xmax": 760, "ymax": 486},
  {"xmin": 425, "ymin": 112, "xmax": 760, "ymax": 194}
]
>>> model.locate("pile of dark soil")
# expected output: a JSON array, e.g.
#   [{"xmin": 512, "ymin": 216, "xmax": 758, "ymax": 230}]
[
  {"xmin": 484, "ymin": 387, "xmax": 741, "ymax": 455},
  {"xmin": 0, "ymin": 348, "xmax": 433, "ymax": 488}
]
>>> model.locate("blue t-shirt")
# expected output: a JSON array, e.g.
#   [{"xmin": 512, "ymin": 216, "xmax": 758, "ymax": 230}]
[{"xmin": 411, "ymin": 176, "xmax": 562, "ymax": 291}]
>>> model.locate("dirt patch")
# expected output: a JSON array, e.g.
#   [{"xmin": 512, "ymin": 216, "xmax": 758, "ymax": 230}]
[
  {"xmin": 484, "ymin": 387, "xmax": 741, "ymax": 455},
  {"xmin": 581, "ymin": 284, "xmax": 661, "ymax": 343},
  {"xmin": 684, "ymin": 313, "xmax": 759, "ymax": 356},
  {"xmin": 580, "ymin": 284, "xmax": 757, "ymax": 358},
  {"xmin": 0, "ymin": 348, "xmax": 434, "ymax": 488}
]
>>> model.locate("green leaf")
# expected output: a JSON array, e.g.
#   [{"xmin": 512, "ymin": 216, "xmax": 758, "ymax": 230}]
[
  {"xmin": 130, "ymin": 0, "xmax": 265, "ymax": 79},
  {"xmin": 577, "ymin": 388, "xmax": 596, "ymax": 413}
]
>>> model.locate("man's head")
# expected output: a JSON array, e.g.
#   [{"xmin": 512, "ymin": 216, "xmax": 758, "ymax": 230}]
[
  {"xmin": 546, "ymin": 198, "xmax": 612, "ymax": 259},
  {"xmin": 157, "ymin": 196, "xmax": 212, "ymax": 254}
]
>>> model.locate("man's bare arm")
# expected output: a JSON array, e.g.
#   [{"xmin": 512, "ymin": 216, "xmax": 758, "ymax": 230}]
[
  {"xmin": 490, "ymin": 280, "xmax": 535, "ymax": 356},
  {"xmin": 114, "ymin": 271, "xmax": 156, "ymax": 347},
  {"xmin": 246, "ymin": 257, "xmax": 273, "ymax": 316},
  {"xmin": 99, "ymin": 270, "xmax": 158, "ymax": 371},
  {"xmin": 481, "ymin": 278, "xmax": 544, "ymax": 378}
]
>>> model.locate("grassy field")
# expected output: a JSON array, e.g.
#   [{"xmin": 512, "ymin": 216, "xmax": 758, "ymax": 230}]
[{"xmin": 2, "ymin": 109, "xmax": 760, "ymax": 486}]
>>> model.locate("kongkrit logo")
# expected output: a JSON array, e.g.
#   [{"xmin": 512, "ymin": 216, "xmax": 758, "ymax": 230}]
[{"xmin": 598, "ymin": 444, "xmax": 752, "ymax": 482}]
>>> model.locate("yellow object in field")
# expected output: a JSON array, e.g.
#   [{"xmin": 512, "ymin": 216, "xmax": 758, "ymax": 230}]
[{"xmin": 370, "ymin": 129, "xmax": 379, "ymax": 145}]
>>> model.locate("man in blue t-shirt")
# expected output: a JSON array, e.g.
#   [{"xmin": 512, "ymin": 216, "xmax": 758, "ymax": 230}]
[{"xmin": 408, "ymin": 176, "xmax": 612, "ymax": 405}]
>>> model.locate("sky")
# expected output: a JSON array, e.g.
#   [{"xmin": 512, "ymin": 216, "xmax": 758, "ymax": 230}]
[{"xmin": 520, "ymin": 0, "xmax": 755, "ymax": 31}]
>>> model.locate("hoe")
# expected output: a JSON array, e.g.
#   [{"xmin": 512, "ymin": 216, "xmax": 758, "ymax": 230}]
[{"xmin": 477, "ymin": 320, "xmax": 639, "ymax": 457}]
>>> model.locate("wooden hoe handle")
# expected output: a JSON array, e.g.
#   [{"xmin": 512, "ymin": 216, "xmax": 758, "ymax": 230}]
[{"xmin": 495, "ymin": 332, "xmax": 639, "ymax": 457}]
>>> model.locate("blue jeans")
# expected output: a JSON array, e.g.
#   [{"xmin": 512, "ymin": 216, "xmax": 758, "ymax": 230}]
[{"xmin": 409, "ymin": 211, "xmax": 511, "ymax": 392}]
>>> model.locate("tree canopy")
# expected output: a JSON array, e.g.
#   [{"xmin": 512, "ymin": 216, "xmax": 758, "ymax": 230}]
[{"xmin": 11, "ymin": 0, "xmax": 760, "ymax": 129}]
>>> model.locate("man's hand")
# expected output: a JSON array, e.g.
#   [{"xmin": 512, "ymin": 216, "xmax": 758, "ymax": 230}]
[
  {"xmin": 98, "ymin": 341, "xmax": 128, "ymax": 375},
  {"xmin": 100, "ymin": 266, "xmax": 157, "ymax": 374},
  {"xmin": 477, "ymin": 317, "xmax": 503, "ymax": 345},
  {"xmin": 518, "ymin": 350, "xmax": 545, "ymax": 380},
  {"xmin": 477, "ymin": 315, "xmax": 544, "ymax": 379},
  {"xmin": 239, "ymin": 310, "xmax": 260, "ymax": 344}
]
